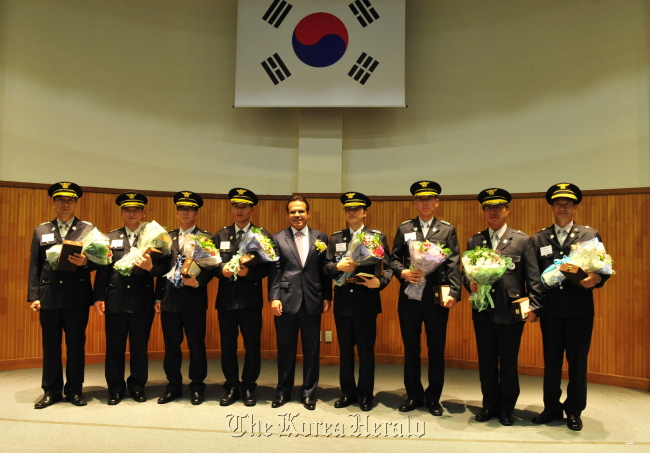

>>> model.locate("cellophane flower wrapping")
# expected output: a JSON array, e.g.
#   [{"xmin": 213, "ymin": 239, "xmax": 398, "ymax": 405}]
[
  {"xmin": 164, "ymin": 235, "xmax": 222, "ymax": 288},
  {"xmin": 540, "ymin": 237, "xmax": 615, "ymax": 288},
  {"xmin": 335, "ymin": 232, "xmax": 384, "ymax": 286},
  {"xmin": 79, "ymin": 227, "xmax": 112, "ymax": 266},
  {"xmin": 113, "ymin": 221, "xmax": 172, "ymax": 276},
  {"xmin": 404, "ymin": 240, "xmax": 451, "ymax": 301},
  {"xmin": 462, "ymin": 246, "xmax": 511, "ymax": 311},
  {"xmin": 46, "ymin": 245, "xmax": 63, "ymax": 270},
  {"xmin": 226, "ymin": 227, "xmax": 278, "ymax": 281}
]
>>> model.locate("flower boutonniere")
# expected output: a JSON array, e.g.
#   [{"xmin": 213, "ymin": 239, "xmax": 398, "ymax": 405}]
[{"xmin": 313, "ymin": 239, "xmax": 327, "ymax": 254}]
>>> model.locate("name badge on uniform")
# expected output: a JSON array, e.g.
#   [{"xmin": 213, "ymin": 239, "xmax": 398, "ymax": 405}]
[
  {"xmin": 336, "ymin": 243, "xmax": 347, "ymax": 252},
  {"xmin": 540, "ymin": 245, "xmax": 553, "ymax": 257},
  {"xmin": 41, "ymin": 233, "xmax": 55, "ymax": 243},
  {"xmin": 220, "ymin": 241, "xmax": 231, "ymax": 250},
  {"xmin": 404, "ymin": 232, "xmax": 417, "ymax": 243},
  {"xmin": 111, "ymin": 239, "xmax": 124, "ymax": 248}
]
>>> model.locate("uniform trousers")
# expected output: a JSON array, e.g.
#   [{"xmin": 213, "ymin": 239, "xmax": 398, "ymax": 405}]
[
  {"xmin": 274, "ymin": 302, "xmax": 321, "ymax": 398},
  {"xmin": 398, "ymin": 304, "xmax": 449, "ymax": 403},
  {"xmin": 540, "ymin": 316, "xmax": 594, "ymax": 416},
  {"xmin": 334, "ymin": 314, "xmax": 377, "ymax": 399},
  {"xmin": 218, "ymin": 308, "xmax": 262, "ymax": 392},
  {"xmin": 39, "ymin": 307, "xmax": 89, "ymax": 397},
  {"xmin": 473, "ymin": 320, "xmax": 525, "ymax": 413},
  {"xmin": 104, "ymin": 311, "xmax": 155, "ymax": 395},
  {"xmin": 161, "ymin": 310, "xmax": 207, "ymax": 393}
]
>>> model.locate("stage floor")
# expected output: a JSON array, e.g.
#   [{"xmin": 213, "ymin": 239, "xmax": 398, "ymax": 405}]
[{"xmin": 0, "ymin": 360, "xmax": 648, "ymax": 452}]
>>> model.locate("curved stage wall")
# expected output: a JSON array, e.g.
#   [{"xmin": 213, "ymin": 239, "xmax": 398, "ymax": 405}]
[{"xmin": 1, "ymin": 182, "xmax": 647, "ymax": 390}]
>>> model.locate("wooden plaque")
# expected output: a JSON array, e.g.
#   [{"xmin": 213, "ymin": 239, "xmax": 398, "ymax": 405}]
[
  {"xmin": 560, "ymin": 263, "xmax": 588, "ymax": 286},
  {"xmin": 57, "ymin": 240, "xmax": 83, "ymax": 272},
  {"xmin": 181, "ymin": 257, "xmax": 201, "ymax": 278},
  {"xmin": 239, "ymin": 252, "xmax": 259, "ymax": 268},
  {"xmin": 512, "ymin": 297, "xmax": 530, "ymax": 321},
  {"xmin": 433, "ymin": 285, "xmax": 450, "ymax": 305}
]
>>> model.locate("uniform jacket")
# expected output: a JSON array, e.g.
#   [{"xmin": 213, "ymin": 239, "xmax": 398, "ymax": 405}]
[
  {"xmin": 155, "ymin": 227, "xmax": 214, "ymax": 312},
  {"xmin": 391, "ymin": 217, "xmax": 462, "ymax": 310},
  {"xmin": 268, "ymin": 227, "xmax": 332, "ymax": 315},
  {"xmin": 463, "ymin": 227, "xmax": 543, "ymax": 324},
  {"xmin": 93, "ymin": 227, "xmax": 165, "ymax": 313},
  {"xmin": 214, "ymin": 224, "xmax": 274, "ymax": 310},
  {"xmin": 324, "ymin": 226, "xmax": 393, "ymax": 317},
  {"xmin": 534, "ymin": 223, "xmax": 609, "ymax": 318},
  {"xmin": 27, "ymin": 217, "xmax": 96, "ymax": 309}
]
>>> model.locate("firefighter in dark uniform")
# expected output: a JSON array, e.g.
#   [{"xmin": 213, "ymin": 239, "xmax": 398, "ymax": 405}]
[
  {"xmin": 28, "ymin": 182, "xmax": 96, "ymax": 408},
  {"xmin": 324, "ymin": 192, "xmax": 393, "ymax": 411}
]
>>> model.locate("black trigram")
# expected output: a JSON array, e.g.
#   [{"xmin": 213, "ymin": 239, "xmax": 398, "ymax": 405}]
[
  {"xmin": 261, "ymin": 53, "xmax": 292, "ymax": 85},
  {"xmin": 262, "ymin": 0, "xmax": 293, "ymax": 28},
  {"xmin": 348, "ymin": 53, "xmax": 379, "ymax": 85},
  {"xmin": 349, "ymin": 0, "xmax": 380, "ymax": 27}
]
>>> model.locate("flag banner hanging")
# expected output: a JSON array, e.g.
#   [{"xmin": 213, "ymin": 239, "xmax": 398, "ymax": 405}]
[{"xmin": 234, "ymin": 0, "xmax": 405, "ymax": 107}]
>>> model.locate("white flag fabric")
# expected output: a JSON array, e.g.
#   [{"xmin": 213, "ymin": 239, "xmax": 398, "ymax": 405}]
[{"xmin": 234, "ymin": 0, "xmax": 405, "ymax": 107}]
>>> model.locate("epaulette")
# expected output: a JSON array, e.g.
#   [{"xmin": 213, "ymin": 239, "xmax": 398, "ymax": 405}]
[
  {"xmin": 400, "ymin": 219, "xmax": 411, "ymax": 225},
  {"xmin": 513, "ymin": 230, "xmax": 527, "ymax": 236},
  {"xmin": 371, "ymin": 229, "xmax": 382, "ymax": 234},
  {"xmin": 332, "ymin": 230, "xmax": 342, "ymax": 235},
  {"xmin": 82, "ymin": 220, "xmax": 93, "ymax": 225},
  {"xmin": 537, "ymin": 227, "xmax": 547, "ymax": 234},
  {"xmin": 440, "ymin": 220, "xmax": 450, "ymax": 225},
  {"xmin": 39, "ymin": 221, "xmax": 50, "ymax": 226},
  {"xmin": 110, "ymin": 228, "xmax": 121, "ymax": 233},
  {"xmin": 472, "ymin": 231, "xmax": 483, "ymax": 237}
]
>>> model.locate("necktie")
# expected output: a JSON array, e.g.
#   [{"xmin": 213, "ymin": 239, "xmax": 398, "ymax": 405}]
[
  {"xmin": 557, "ymin": 228, "xmax": 567, "ymax": 247},
  {"xmin": 295, "ymin": 231, "xmax": 307, "ymax": 266},
  {"xmin": 178, "ymin": 231, "xmax": 184, "ymax": 249},
  {"xmin": 421, "ymin": 221, "xmax": 429, "ymax": 237},
  {"xmin": 59, "ymin": 221, "xmax": 69, "ymax": 238},
  {"xmin": 492, "ymin": 232, "xmax": 500, "ymax": 250},
  {"xmin": 129, "ymin": 233, "xmax": 138, "ymax": 247},
  {"xmin": 236, "ymin": 229, "xmax": 244, "ymax": 246}
]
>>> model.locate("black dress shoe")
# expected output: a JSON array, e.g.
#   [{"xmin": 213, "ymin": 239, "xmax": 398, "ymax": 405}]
[
  {"xmin": 302, "ymin": 396, "xmax": 317, "ymax": 411},
  {"xmin": 532, "ymin": 410, "xmax": 564, "ymax": 424},
  {"xmin": 499, "ymin": 412, "xmax": 514, "ymax": 426},
  {"xmin": 191, "ymin": 392, "xmax": 204, "ymax": 405},
  {"xmin": 567, "ymin": 415, "xmax": 583, "ymax": 431},
  {"xmin": 243, "ymin": 389, "xmax": 256, "ymax": 407},
  {"xmin": 272, "ymin": 394, "xmax": 289, "ymax": 408},
  {"xmin": 107, "ymin": 393, "xmax": 123, "ymax": 405},
  {"xmin": 334, "ymin": 396, "xmax": 357, "ymax": 408},
  {"xmin": 67, "ymin": 394, "xmax": 87, "ymax": 406},
  {"xmin": 359, "ymin": 397, "xmax": 373, "ymax": 412},
  {"xmin": 398, "ymin": 399, "xmax": 424, "ymax": 412},
  {"xmin": 475, "ymin": 408, "xmax": 494, "ymax": 422},
  {"xmin": 34, "ymin": 395, "xmax": 62, "ymax": 409},
  {"xmin": 131, "ymin": 391, "xmax": 147, "ymax": 403},
  {"xmin": 220, "ymin": 388, "xmax": 240, "ymax": 406},
  {"xmin": 428, "ymin": 402, "xmax": 443, "ymax": 416},
  {"xmin": 157, "ymin": 391, "xmax": 181, "ymax": 404}
]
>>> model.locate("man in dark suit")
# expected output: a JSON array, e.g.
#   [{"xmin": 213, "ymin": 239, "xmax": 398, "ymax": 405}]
[
  {"xmin": 463, "ymin": 188, "xmax": 542, "ymax": 426},
  {"xmin": 532, "ymin": 183, "xmax": 609, "ymax": 431},
  {"xmin": 390, "ymin": 180, "xmax": 462, "ymax": 416},
  {"xmin": 155, "ymin": 191, "xmax": 213, "ymax": 405},
  {"xmin": 28, "ymin": 182, "xmax": 96, "ymax": 408},
  {"xmin": 324, "ymin": 192, "xmax": 393, "ymax": 411},
  {"xmin": 214, "ymin": 188, "xmax": 274, "ymax": 407},
  {"xmin": 268, "ymin": 195, "xmax": 332, "ymax": 410},
  {"xmin": 93, "ymin": 192, "xmax": 163, "ymax": 405}
]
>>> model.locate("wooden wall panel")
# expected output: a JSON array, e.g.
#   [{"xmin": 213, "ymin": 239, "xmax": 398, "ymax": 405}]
[{"xmin": 0, "ymin": 185, "xmax": 647, "ymax": 390}]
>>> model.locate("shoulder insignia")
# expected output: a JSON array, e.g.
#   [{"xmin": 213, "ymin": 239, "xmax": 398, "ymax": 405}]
[
  {"xmin": 332, "ymin": 230, "xmax": 342, "ymax": 235},
  {"xmin": 371, "ymin": 229, "xmax": 382, "ymax": 234},
  {"xmin": 472, "ymin": 231, "xmax": 482, "ymax": 237},
  {"xmin": 109, "ymin": 228, "xmax": 121, "ymax": 233},
  {"xmin": 82, "ymin": 220, "xmax": 92, "ymax": 225},
  {"xmin": 400, "ymin": 220, "xmax": 411, "ymax": 225},
  {"xmin": 513, "ymin": 230, "xmax": 527, "ymax": 237},
  {"xmin": 39, "ymin": 221, "xmax": 50, "ymax": 226},
  {"xmin": 440, "ymin": 220, "xmax": 450, "ymax": 225}
]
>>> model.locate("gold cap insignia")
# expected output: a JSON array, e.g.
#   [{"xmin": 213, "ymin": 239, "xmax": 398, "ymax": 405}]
[
  {"xmin": 60, "ymin": 182, "xmax": 71, "ymax": 189},
  {"xmin": 237, "ymin": 189, "xmax": 246, "ymax": 195},
  {"xmin": 346, "ymin": 193, "xmax": 355, "ymax": 199},
  {"xmin": 182, "ymin": 192, "xmax": 192, "ymax": 198},
  {"xmin": 486, "ymin": 189, "xmax": 497, "ymax": 195},
  {"xmin": 126, "ymin": 193, "xmax": 136, "ymax": 199},
  {"xmin": 419, "ymin": 181, "xmax": 429, "ymax": 187},
  {"xmin": 557, "ymin": 183, "xmax": 570, "ymax": 190}
]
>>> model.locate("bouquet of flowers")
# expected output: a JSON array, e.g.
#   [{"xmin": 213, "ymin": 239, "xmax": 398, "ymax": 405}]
[
  {"xmin": 404, "ymin": 240, "xmax": 451, "ymax": 301},
  {"xmin": 225, "ymin": 227, "xmax": 278, "ymax": 281},
  {"xmin": 45, "ymin": 227, "xmax": 112, "ymax": 270},
  {"xmin": 335, "ymin": 231, "xmax": 385, "ymax": 286},
  {"xmin": 462, "ymin": 246, "xmax": 512, "ymax": 311},
  {"xmin": 113, "ymin": 221, "xmax": 172, "ymax": 276},
  {"xmin": 540, "ymin": 237, "xmax": 615, "ymax": 288},
  {"xmin": 164, "ymin": 234, "xmax": 222, "ymax": 288}
]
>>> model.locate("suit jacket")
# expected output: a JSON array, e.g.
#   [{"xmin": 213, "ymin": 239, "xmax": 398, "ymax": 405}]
[
  {"xmin": 155, "ymin": 227, "xmax": 214, "ymax": 312},
  {"xmin": 324, "ymin": 226, "xmax": 393, "ymax": 317},
  {"xmin": 27, "ymin": 217, "xmax": 96, "ymax": 309},
  {"xmin": 391, "ymin": 217, "xmax": 462, "ymax": 310},
  {"xmin": 463, "ymin": 227, "xmax": 543, "ymax": 324},
  {"xmin": 214, "ymin": 224, "xmax": 274, "ymax": 310},
  {"xmin": 93, "ymin": 227, "xmax": 165, "ymax": 313},
  {"xmin": 534, "ymin": 223, "xmax": 609, "ymax": 318},
  {"xmin": 268, "ymin": 227, "xmax": 332, "ymax": 315}
]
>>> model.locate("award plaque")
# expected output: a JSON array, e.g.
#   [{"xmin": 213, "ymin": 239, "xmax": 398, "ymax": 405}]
[
  {"xmin": 345, "ymin": 272, "xmax": 376, "ymax": 284},
  {"xmin": 512, "ymin": 297, "xmax": 530, "ymax": 321},
  {"xmin": 132, "ymin": 247, "xmax": 164, "ymax": 275},
  {"xmin": 239, "ymin": 252, "xmax": 259, "ymax": 268},
  {"xmin": 181, "ymin": 257, "xmax": 201, "ymax": 278},
  {"xmin": 434, "ymin": 285, "xmax": 451, "ymax": 305},
  {"xmin": 559, "ymin": 263, "xmax": 588, "ymax": 286},
  {"xmin": 57, "ymin": 240, "xmax": 83, "ymax": 272}
]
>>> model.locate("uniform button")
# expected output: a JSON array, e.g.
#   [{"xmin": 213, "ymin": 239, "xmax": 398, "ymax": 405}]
[
  {"xmin": 59, "ymin": 281, "xmax": 63, "ymax": 284},
  {"xmin": 491, "ymin": 289, "xmax": 495, "ymax": 293},
  {"xmin": 127, "ymin": 285, "xmax": 131, "ymax": 289},
  {"xmin": 350, "ymin": 289, "xmax": 354, "ymax": 293},
  {"xmin": 559, "ymin": 286, "xmax": 563, "ymax": 290}
]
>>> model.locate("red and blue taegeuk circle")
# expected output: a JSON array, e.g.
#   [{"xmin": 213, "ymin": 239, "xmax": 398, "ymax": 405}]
[{"xmin": 292, "ymin": 12, "xmax": 349, "ymax": 68}]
